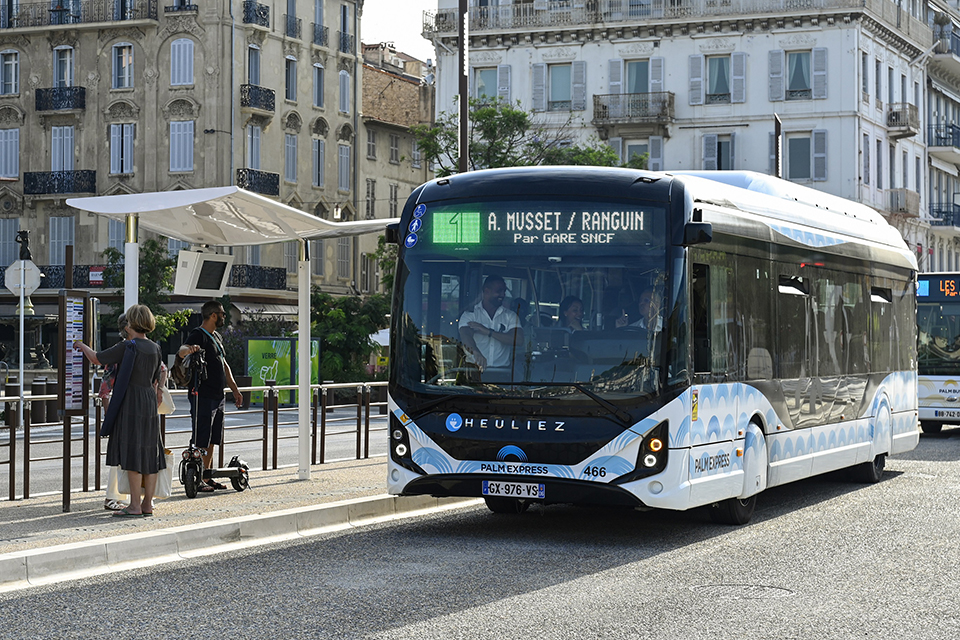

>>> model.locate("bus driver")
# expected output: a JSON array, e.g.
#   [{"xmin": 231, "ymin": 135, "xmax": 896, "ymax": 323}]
[{"xmin": 459, "ymin": 275, "xmax": 524, "ymax": 371}]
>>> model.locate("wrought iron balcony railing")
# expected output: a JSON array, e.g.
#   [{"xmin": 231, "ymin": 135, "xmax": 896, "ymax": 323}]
[
  {"xmin": 592, "ymin": 92, "xmax": 674, "ymax": 124},
  {"xmin": 164, "ymin": 2, "xmax": 197, "ymax": 12},
  {"xmin": 35, "ymin": 86, "xmax": 86, "ymax": 111},
  {"xmin": 240, "ymin": 84, "xmax": 275, "ymax": 112},
  {"xmin": 24, "ymin": 170, "xmax": 96, "ymax": 195},
  {"xmin": 236, "ymin": 168, "xmax": 279, "ymax": 196},
  {"xmin": 930, "ymin": 203, "xmax": 960, "ymax": 228},
  {"xmin": 928, "ymin": 124, "xmax": 960, "ymax": 149},
  {"xmin": 338, "ymin": 30, "xmax": 354, "ymax": 54},
  {"xmin": 2, "ymin": 0, "xmax": 157, "ymax": 28},
  {"xmin": 284, "ymin": 13, "xmax": 301, "ymax": 39},
  {"xmin": 312, "ymin": 22, "xmax": 328, "ymax": 47},
  {"xmin": 887, "ymin": 103, "xmax": 919, "ymax": 140},
  {"xmin": 241, "ymin": 0, "xmax": 268, "ymax": 27},
  {"xmin": 228, "ymin": 264, "xmax": 286, "ymax": 290}
]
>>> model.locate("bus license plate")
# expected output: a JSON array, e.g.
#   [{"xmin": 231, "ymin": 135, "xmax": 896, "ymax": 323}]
[
  {"xmin": 935, "ymin": 410, "xmax": 960, "ymax": 418},
  {"xmin": 482, "ymin": 480, "xmax": 545, "ymax": 499}
]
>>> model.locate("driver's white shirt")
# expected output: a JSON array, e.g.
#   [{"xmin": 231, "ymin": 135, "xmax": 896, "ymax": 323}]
[{"xmin": 459, "ymin": 303, "xmax": 520, "ymax": 367}]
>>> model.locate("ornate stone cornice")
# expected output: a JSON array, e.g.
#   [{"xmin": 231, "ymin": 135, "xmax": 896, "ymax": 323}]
[
  {"xmin": 312, "ymin": 117, "xmax": 329, "ymax": 136},
  {"xmin": 541, "ymin": 46, "xmax": 577, "ymax": 61},
  {"xmin": 103, "ymin": 99, "xmax": 140, "ymax": 121},
  {"xmin": 47, "ymin": 30, "xmax": 78, "ymax": 49},
  {"xmin": 98, "ymin": 27, "xmax": 145, "ymax": 45},
  {"xmin": 336, "ymin": 122, "xmax": 354, "ymax": 142},
  {"xmin": 0, "ymin": 105, "xmax": 25, "ymax": 127},
  {"xmin": 162, "ymin": 96, "xmax": 201, "ymax": 120},
  {"xmin": 284, "ymin": 111, "xmax": 302, "ymax": 132},
  {"xmin": 159, "ymin": 15, "xmax": 204, "ymax": 41}
]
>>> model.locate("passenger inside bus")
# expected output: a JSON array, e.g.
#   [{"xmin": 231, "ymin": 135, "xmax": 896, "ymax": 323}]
[
  {"xmin": 616, "ymin": 286, "xmax": 663, "ymax": 331},
  {"xmin": 458, "ymin": 274, "xmax": 524, "ymax": 371},
  {"xmin": 558, "ymin": 296, "xmax": 586, "ymax": 332}
]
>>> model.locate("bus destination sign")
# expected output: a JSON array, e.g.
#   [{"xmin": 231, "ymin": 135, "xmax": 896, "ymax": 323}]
[{"xmin": 918, "ymin": 275, "xmax": 960, "ymax": 300}]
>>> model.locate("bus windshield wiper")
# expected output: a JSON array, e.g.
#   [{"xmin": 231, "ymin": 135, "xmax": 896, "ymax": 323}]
[{"xmin": 504, "ymin": 381, "xmax": 634, "ymax": 429}]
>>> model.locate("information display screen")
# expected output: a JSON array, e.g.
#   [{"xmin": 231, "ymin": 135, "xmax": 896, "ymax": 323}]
[{"xmin": 918, "ymin": 275, "xmax": 960, "ymax": 301}]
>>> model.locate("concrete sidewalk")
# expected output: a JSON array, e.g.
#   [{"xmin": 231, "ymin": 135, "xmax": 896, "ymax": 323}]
[{"xmin": 0, "ymin": 458, "xmax": 480, "ymax": 592}]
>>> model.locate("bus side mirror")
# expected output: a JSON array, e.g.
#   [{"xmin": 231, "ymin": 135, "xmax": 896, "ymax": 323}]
[
  {"xmin": 683, "ymin": 222, "xmax": 712, "ymax": 246},
  {"xmin": 385, "ymin": 223, "xmax": 399, "ymax": 245}
]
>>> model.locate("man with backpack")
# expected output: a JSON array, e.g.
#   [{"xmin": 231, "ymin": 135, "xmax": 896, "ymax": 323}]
[{"xmin": 176, "ymin": 301, "xmax": 243, "ymax": 492}]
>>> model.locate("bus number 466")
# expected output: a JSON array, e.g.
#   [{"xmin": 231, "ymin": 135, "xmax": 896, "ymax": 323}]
[{"xmin": 583, "ymin": 466, "xmax": 606, "ymax": 478}]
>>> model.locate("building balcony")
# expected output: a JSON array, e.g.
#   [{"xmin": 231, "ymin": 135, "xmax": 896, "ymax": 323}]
[
  {"xmin": 312, "ymin": 22, "xmax": 328, "ymax": 47},
  {"xmin": 241, "ymin": 0, "xmax": 268, "ymax": 28},
  {"xmin": 24, "ymin": 170, "xmax": 96, "ymax": 195},
  {"xmin": 928, "ymin": 124, "xmax": 960, "ymax": 165},
  {"xmin": 424, "ymin": 0, "xmax": 929, "ymax": 49},
  {"xmin": 338, "ymin": 30, "xmax": 354, "ymax": 54},
  {"xmin": 35, "ymin": 86, "xmax": 85, "ymax": 112},
  {"xmin": 931, "ymin": 28, "xmax": 960, "ymax": 78},
  {"xmin": 1, "ymin": 0, "xmax": 157, "ymax": 29},
  {"xmin": 887, "ymin": 188, "xmax": 919, "ymax": 218},
  {"xmin": 593, "ymin": 92, "xmax": 674, "ymax": 125},
  {"xmin": 929, "ymin": 203, "xmax": 960, "ymax": 229},
  {"xmin": 240, "ymin": 84, "xmax": 275, "ymax": 113},
  {"xmin": 236, "ymin": 168, "xmax": 279, "ymax": 196},
  {"xmin": 886, "ymin": 103, "xmax": 919, "ymax": 140},
  {"xmin": 283, "ymin": 13, "xmax": 301, "ymax": 39},
  {"xmin": 228, "ymin": 264, "xmax": 286, "ymax": 290}
]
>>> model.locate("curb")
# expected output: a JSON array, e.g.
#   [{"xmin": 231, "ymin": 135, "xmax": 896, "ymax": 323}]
[{"xmin": 0, "ymin": 494, "xmax": 481, "ymax": 592}]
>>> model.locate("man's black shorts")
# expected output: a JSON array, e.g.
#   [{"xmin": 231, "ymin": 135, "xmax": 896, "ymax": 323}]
[{"xmin": 189, "ymin": 395, "xmax": 225, "ymax": 447}]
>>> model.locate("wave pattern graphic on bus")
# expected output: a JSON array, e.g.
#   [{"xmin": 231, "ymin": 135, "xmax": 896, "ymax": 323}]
[
  {"xmin": 675, "ymin": 386, "xmax": 778, "ymax": 448},
  {"xmin": 768, "ymin": 224, "xmax": 848, "ymax": 248},
  {"xmin": 496, "ymin": 445, "xmax": 528, "ymax": 462},
  {"xmin": 412, "ymin": 448, "xmax": 454, "ymax": 475}
]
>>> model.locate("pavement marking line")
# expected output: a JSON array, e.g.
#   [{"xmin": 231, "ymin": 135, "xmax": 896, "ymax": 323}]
[{"xmin": 0, "ymin": 495, "xmax": 481, "ymax": 593}]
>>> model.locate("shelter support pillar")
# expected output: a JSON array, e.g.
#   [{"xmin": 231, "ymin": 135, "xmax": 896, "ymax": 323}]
[
  {"xmin": 123, "ymin": 214, "xmax": 139, "ymax": 312},
  {"xmin": 298, "ymin": 239, "xmax": 311, "ymax": 480}
]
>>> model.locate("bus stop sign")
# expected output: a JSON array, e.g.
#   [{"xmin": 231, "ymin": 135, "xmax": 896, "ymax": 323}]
[{"xmin": 5, "ymin": 259, "xmax": 42, "ymax": 296}]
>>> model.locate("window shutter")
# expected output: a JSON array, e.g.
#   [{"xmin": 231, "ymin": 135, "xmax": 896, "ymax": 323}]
[
  {"xmin": 497, "ymin": 64, "xmax": 511, "ymax": 102},
  {"xmin": 532, "ymin": 63, "xmax": 546, "ymax": 111},
  {"xmin": 110, "ymin": 124, "xmax": 121, "ymax": 174},
  {"xmin": 285, "ymin": 134, "xmax": 297, "ymax": 182},
  {"xmin": 731, "ymin": 52, "xmax": 746, "ymax": 103},
  {"xmin": 812, "ymin": 47, "xmax": 827, "ymax": 99},
  {"xmin": 469, "ymin": 68, "xmax": 476, "ymax": 98},
  {"xmin": 703, "ymin": 134, "xmax": 718, "ymax": 170},
  {"xmin": 608, "ymin": 58, "xmax": 623, "ymax": 94},
  {"xmin": 688, "ymin": 55, "xmax": 703, "ymax": 106},
  {"xmin": 339, "ymin": 70, "xmax": 349, "ymax": 112},
  {"xmin": 313, "ymin": 138, "xmax": 325, "ymax": 186},
  {"xmin": 650, "ymin": 57, "xmax": 664, "ymax": 93},
  {"xmin": 52, "ymin": 126, "xmax": 63, "ymax": 171},
  {"xmin": 169, "ymin": 122, "xmax": 179, "ymax": 171},
  {"xmin": 648, "ymin": 136, "xmax": 663, "ymax": 171},
  {"xmin": 812, "ymin": 129, "xmax": 827, "ymax": 181},
  {"xmin": 571, "ymin": 60, "xmax": 586, "ymax": 111},
  {"xmin": 248, "ymin": 47, "xmax": 260, "ymax": 85},
  {"xmin": 769, "ymin": 131, "xmax": 777, "ymax": 176},
  {"xmin": 729, "ymin": 132, "xmax": 736, "ymax": 170},
  {"xmin": 768, "ymin": 50, "xmax": 784, "ymax": 101},
  {"xmin": 609, "ymin": 136, "xmax": 623, "ymax": 164},
  {"xmin": 123, "ymin": 123, "xmax": 133, "ymax": 173}
]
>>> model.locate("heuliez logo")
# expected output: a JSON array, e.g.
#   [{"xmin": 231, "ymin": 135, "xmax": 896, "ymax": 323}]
[{"xmin": 449, "ymin": 416, "xmax": 565, "ymax": 432}]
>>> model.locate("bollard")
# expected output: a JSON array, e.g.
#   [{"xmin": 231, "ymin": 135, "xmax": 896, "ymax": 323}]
[
  {"xmin": 31, "ymin": 377, "xmax": 46, "ymax": 423},
  {"xmin": 46, "ymin": 378, "xmax": 59, "ymax": 421}
]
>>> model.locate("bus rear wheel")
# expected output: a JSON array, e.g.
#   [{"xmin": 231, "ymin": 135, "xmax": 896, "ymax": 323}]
[
  {"xmin": 850, "ymin": 453, "xmax": 885, "ymax": 483},
  {"xmin": 709, "ymin": 495, "xmax": 756, "ymax": 525},
  {"xmin": 484, "ymin": 496, "xmax": 531, "ymax": 514},
  {"xmin": 920, "ymin": 421, "xmax": 943, "ymax": 434}
]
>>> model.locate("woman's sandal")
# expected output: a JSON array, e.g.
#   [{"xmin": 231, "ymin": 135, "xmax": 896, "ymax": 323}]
[
  {"xmin": 112, "ymin": 507, "xmax": 144, "ymax": 518},
  {"xmin": 103, "ymin": 499, "xmax": 126, "ymax": 511},
  {"xmin": 205, "ymin": 480, "xmax": 227, "ymax": 490}
]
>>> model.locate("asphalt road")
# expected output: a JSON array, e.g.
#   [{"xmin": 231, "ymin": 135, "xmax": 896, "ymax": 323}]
[{"xmin": 2, "ymin": 429, "xmax": 959, "ymax": 639}]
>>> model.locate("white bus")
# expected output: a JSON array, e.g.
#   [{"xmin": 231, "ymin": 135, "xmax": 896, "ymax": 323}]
[
  {"xmin": 386, "ymin": 168, "xmax": 919, "ymax": 524},
  {"xmin": 917, "ymin": 272, "xmax": 960, "ymax": 433}
]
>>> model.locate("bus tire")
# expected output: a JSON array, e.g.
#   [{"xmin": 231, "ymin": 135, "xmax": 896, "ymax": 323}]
[
  {"xmin": 709, "ymin": 495, "xmax": 756, "ymax": 525},
  {"xmin": 484, "ymin": 496, "xmax": 531, "ymax": 514},
  {"xmin": 850, "ymin": 453, "xmax": 885, "ymax": 483},
  {"xmin": 920, "ymin": 421, "xmax": 943, "ymax": 434}
]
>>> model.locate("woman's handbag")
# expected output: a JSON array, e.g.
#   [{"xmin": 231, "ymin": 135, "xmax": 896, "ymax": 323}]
[{"xmin": 158, "ymin": 383, "xmax": 175, "ymax": 415}]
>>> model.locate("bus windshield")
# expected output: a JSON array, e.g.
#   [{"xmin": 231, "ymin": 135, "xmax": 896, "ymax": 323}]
[
  {"xmin": 918, "ymin": 301, "xmax": 960, "ymax": 375},
  {"xmin": 393, "ymin": 197, "xmax": 678, "ymax": 402}
]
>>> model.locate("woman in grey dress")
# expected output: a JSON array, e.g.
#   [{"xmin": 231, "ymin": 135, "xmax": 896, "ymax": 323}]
[{"xmin": 75, "ymin": 304, "xmax": 165, "ymax": 517}]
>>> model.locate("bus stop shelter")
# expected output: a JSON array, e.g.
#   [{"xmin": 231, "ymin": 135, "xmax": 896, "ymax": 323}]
[{"xmin": 67, "ymin": 186, "xmax": 398, "ymax": 480}]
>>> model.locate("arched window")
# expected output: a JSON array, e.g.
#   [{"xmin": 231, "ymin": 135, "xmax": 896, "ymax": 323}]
[
  {"xmin": 338, "ymin": 69, "xmax": 349, "ymax": 113},
  {"xmin": 171, "ymin": 38, "xmax": 194, "ymax": 86},
  {"xmin": 112, "ymin": 42, "xmax": 134, "ymax": 88}
]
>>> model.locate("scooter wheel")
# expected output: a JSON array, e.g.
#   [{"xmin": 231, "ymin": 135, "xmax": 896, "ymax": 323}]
[
  {"xmin": 231, "ymin": 467, "xmax": 249, "ymax": 492},
  {"xmin": 184, "ymin": 465, "xmax": 200, "ymax": 498}
]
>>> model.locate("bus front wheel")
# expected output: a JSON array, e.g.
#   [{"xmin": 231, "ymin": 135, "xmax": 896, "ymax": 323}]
[
  {"xmin": 709, "ymin": 495, "xmax": 756, "ymax": 525},
  {"xmin": 484, "ymin": 496, "xmax": 531, "ymax": 514},
  {"xmin": 920, "ymin": 421, "xmax": 943, "ymax": 434},
  {"xmin": 850, "ymin": 453, "xmax": 885, "ymax": 483}
]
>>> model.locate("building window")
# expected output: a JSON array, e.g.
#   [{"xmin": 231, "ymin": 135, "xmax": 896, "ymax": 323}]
[
  {"xmin": 366, "ymin": 128, "xmax": 376, "ymax": 159},
  {"xmin": 862, "ymin": 133, "xmax": 870, "ymax": 186},
  {"xmin": 110, "ymin": 123, "xmax": 134, "ymax": 174},
  {"xmin": 54, "ymin": 47, "xmax": 74, "ymax": 88},
  {"xmin": 365, "ymin": 178, "xmax": 376, "ymax": 219},
  {"xmin": 389, "ymin": 183, "xmax": 398, "ymax": 217},
  {"xmin": 168, "ymin": 238, "xmax": 190, "ymax": 259},
  {"xmin": 0, "ymin": 128, "xmax": 18, "ymax": 178},
  {"xmin": 311, "ymin": 239, "xmax": 324, "ymax": 276},
  {"xmin": 285, "ymin": 241, "xmax": 297, "ymax": 273},
  {"xmin": 0, "ymin": 50, "xmax": 18, "ymax": 95},
  {"xmin": 312, "ymin": 138, "xmax": 325, "ymax": 186},
  {"xmin": 786, "ymin": 51, "xmax": 811, "ymax": 100},
  {"xmin": 337, "ymin": 236, "xmax": 350, "ymax": 279},
  {"xmin": 706, "ymin": 55, "xmax": 730, "ymax": 104},
  {"xmin": 703, "ymin": 134, "xmax": 734, "ymax": 170},
  {"xmin": 338, "ymin": 143, "xmax": 350, "ymax": 191},
  {"xmin": 360, "ymin": 252, "xmax": 373, "ymax": 292},
  {"xmin": 626, "ymin": 59, "xmax": 649, "ymax": 93},
  {"xmin": 412, "ymin": 140, "xmax": 421, "ymax": 168},
  {"xmin": 548, "ymin": 63, "xmax": 572, "ymax": 111},
  {"xmin": 313, "ymin": 63, "xmax": 324, "ymax": 107},
  {"xmin": 49, "ymin": 216, "xmax": 75, "ymax": 265},
  {"xmin": 475, "ymin": 67, "xmax": 497, "ymax": 99},
  {"xmin": 916, "ymin": 156, "xmax": 921, "ymax": 194},
  {"xmin": 876, "ymin": 138, "xmax": 883, "ymax": 189},
  {"xmin": 389, "ymin": 134, "xmax": 400, "ymax": 164},
  {"xmin": 875, "ymin": 59, "xmax": 881, "ymax": 106},
  {"xmin": 171, "ymin": 38, "xmax": 194, "ymax": 86},
  {"xmin": 108, "ymin": 218, "xmax": 124, "ymax": 252},
  {"xmin": 284, "ymin": 133, "xmax": 298, "ymax": 182},
  {"xmin": 786, "ymin": 130, "xmax": 826, "ymax": 181},
  {"xmin": 113, "ymin": 43, "xmax": 134, "ymax": 89},
  {"xmin": 51, "ymin": 125, "xmax": 74, "ymax": 171},
  {"xmin": 170, "ymin": 120, "xmax": 194, "ymax": 172},
  {"xmin": 285, "ymin": 57, "xmax": 297, "ymax": 101},
  {"xmin": 247, "ymin": 125, "xmax": 261, "ymax": 170},
  {"xmin": 248, "ymin": 46, "xmax": 261, "ymax": 85},
  {"xmin": 339, "ymin": 70, "xmax": 350, "ymax": 113},
  {"xmin": 0, "ymin": 219, "xmax": 19, "ymax": 266},
  {"xmin": 861, "ymin": 52, "xmax": 868, "ymax": 100}
]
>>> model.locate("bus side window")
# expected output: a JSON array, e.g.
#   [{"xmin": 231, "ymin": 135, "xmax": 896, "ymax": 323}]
[{"xmin": 692, "ymin": 264, "xmax": 710, "ymax": 373}]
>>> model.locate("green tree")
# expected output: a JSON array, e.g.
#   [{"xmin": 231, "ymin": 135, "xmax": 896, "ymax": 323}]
[
  {"xmin": 310, "ymin": 289, "xmax": 390, "ymax": 382},
  {"xmin": 373, "ymin": 234, "xmax": 398, "ymax": 292},
  {"xmin": 411, "ymin": 97, "xmax": 640, "ymax": 176},
  {"xmin": 102, "ymin": 238, "xmax": 191, "ymax": 341}
]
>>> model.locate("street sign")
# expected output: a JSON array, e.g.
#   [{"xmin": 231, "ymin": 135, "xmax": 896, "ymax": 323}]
[{"xmin": 5, "ymin": 259, "xmax": 41, "ymax": 296}]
